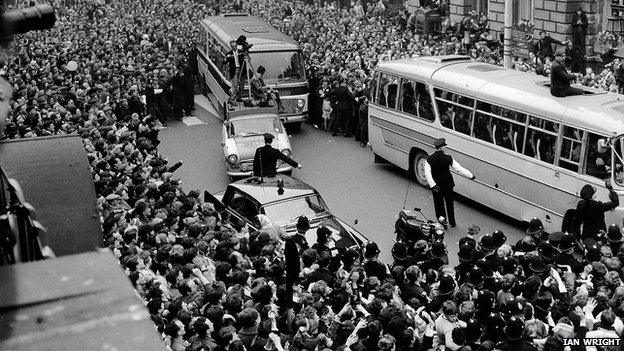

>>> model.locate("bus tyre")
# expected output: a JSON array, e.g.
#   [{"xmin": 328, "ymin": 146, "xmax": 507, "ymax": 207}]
[
  {"xmin": 411, "ymin": 151, "xmax": 430, "ymax": 188},
  {"xmin": 374, "ymin": 153, "xmax": 388, "ymax": 164},
  {"xmin": 287, "ymin": 122, "xmax": 302, "ymax": 133}
]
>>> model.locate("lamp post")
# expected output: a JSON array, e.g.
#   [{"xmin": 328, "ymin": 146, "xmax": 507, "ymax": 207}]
[{"xmin": 503, "ymin": 0, "xmax": 513, "ymax": 68}]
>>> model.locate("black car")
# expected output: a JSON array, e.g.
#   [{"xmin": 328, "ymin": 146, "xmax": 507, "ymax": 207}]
[{"xmin": 204, "ymin": 175, "xmax": 367, "ymax": 250}]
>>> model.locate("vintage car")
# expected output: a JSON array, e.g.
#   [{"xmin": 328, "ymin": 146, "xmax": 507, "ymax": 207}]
[
  {"xmin": 222, "ymin": 111, "xmax": 293, "ymax": 179},
  {"xmin": 204, "ymin": 175, "xmax": 368, "ymax": 250}
]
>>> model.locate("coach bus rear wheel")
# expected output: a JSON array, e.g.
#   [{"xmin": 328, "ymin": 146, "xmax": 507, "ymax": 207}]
[
  {"xmin": 287, "ymin": 122, "xmax": 302, "ymax": 133},
  {"xmin": 412, "ymin": 151, "xmax": 429, "ymax": 188}
]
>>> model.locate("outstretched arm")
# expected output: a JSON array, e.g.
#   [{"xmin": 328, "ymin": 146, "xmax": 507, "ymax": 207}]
[
  {"xmin": 451, "ymin": 159, "xmax": 474, "ymax": 179},
  {"xmin": 275, "ymin": 149, "xmax": 300, "ymax": 168}
]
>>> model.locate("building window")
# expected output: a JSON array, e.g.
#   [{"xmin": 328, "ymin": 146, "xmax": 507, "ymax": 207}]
[
  {"xmin": 512, "ymin": 0, "xmax": 533, "ymax": 22},
  {"xmin": 470, "ymin": 0, "xmax": 488, "ymax": 13}
]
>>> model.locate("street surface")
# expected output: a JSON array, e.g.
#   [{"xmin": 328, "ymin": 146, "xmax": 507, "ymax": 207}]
[{"xmin": 159, "ymin": 96, "xmax": 528, "ymax": 266}]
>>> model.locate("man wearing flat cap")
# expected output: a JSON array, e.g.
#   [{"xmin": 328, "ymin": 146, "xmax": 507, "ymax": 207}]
[
  {"xmin": 424, "ymin": 138, "xmax": 475, "ymax": 227},
  {"xmin": 252, "ymin": 133, "xmax": 301, "ymax": 178},
  {"xmin": 550, "ymin": 48, "xmax": 584, "ymax": 97}
]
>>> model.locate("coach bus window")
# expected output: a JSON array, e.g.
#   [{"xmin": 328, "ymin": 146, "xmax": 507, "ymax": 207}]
[
  {"xmin": 523, "ymin": 116, "xmax": 558, "ymax": 164},
  {"xmin": 400, "ymin": 79, "xmax": 418, "ymax": 116},
  {"xmin": 585, "ymin": 133, "xmax": 612, "ymax": 180},
  {"xmin": 440, "ymin": 104, "xmax": 453, "ymax": 129},
  {"xmin": 434, "ymin": 89, "xmax": 472, "ymax": 134},
  {"xmin": 615, "ymin": 138, "xmax": 624, "ymax": 186},
  {"xmin": 500, "ymin": 109, "xmax": 526, "ymax": 152},
  {"xmin": 369, "ymin": 74, "xmax": 378, "ymax": 103},
  {"xmin": 559, "ymin": 126, "xmax": 583, "ymax": 173},
  {"xmin": 379, "ymin": 73, "xmax": 399, "ymax": 109},
  {"xmin": 415, "ymin": 83, "xmax": 434, "ymax": 121}
]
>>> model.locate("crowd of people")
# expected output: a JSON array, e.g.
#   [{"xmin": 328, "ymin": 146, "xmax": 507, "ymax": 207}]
[{"xmin": 2, "ymin": 0, "xmax": 624, "ymax": 350}]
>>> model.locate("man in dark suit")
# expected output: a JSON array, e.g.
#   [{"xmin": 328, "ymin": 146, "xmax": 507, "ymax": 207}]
[
  {"xmin": 424, "ymin": 138, "xmax": 476, "ymax": 227},
  {"xmin": 575, "ymin": 181, "xmax": 619, "ymax": 239},
  {"xmin": 252, "ymin": 133, "xmax": 301, "ymax": 178},
  {"xmin": 224, "ymin": 40, "xmax": 245, "ymax": 106},
  {"xmin": 571, "ymin": 7, "xmax": 588, "ymax": 53},
  {"xmin": 330, "ymin": 80, "xmax": 354, "ymax": 137},
  {"xmin": 571, "ymin": 7, "xmax": 589, "ymax": 73},
  {"xmin": 535, "ymin": 30, "xmax": 567, "ymax": 61},
  {"xmin": 550, "ymin": 48, "xmax": 584, "ymax": 97}
]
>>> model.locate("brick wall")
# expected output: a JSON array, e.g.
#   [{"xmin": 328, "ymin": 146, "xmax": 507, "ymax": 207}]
[
  {"xmin": 450, "ymin": 0, "xmax": 599, "ymax": 53},
  {"xmin": 449, "ymin": 0, "xmax": 473, "ymax": 23}
]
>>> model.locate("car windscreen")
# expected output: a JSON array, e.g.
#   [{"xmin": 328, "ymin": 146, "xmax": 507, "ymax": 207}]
[
  {"xmin": 262, "ymin": 195, "xmax": 329, "ymax": 226},
  {"xmin": 250, "ymin": 51, "xmax": 306, "ymax": 84},
  {"xmin": 230, "ymin": 117, "xmax": 282, "ymax": 137}
]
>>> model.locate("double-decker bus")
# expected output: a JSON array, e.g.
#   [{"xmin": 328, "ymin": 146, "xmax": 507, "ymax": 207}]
[
  {"xmin": 368, "ymin": 55, "xmax": 624, "ymax": 231},
  {"xmin": 197, "ymin": 13, "xmax": 308, "ymax": 130}
]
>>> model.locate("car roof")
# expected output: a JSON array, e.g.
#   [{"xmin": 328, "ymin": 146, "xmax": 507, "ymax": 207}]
[{"xmin": 229, "ymin": 175, "xmax": 317, "ymax": 205}]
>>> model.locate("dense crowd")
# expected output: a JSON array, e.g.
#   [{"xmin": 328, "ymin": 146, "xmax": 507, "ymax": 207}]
[{"xmin": 2, "ymin": 0, "xmax": 624, "ymax": 350}]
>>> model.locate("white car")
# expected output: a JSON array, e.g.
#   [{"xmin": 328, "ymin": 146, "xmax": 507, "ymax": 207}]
[{"xmin": 222, "ymin": 113, "xmax": 293, "ymax": 179}]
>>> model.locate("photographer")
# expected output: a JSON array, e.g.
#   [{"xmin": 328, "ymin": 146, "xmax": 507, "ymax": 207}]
[
  {"xmin": 224, "ymin": 38, "xmax": 245, "ymax": 106},
  {"xmin": 250, "ymin": 65, "xmax": 284, "ymax": 112}
]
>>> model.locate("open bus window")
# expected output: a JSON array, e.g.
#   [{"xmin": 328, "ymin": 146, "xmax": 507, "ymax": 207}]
[
  {"xmin": 415, "ymin": 82, "xmax": 433, "ymax": 121},
  {"xmin": 440, "ymin": 104, "xmax": 453, "ymax": 129},
  {"xmin": 559, "ymin": 126, "xmax": 583, "ymax": 173},
  {"xmin": 379, "ymin": 73, "xmax": 399, "ymax": 109},
  {"xmin": 614, "ymin": 138, "xmax": 624, "ymax": 186},
  {"xmin": 400, "ymin": 79, "xmax": 418, "ymax": 116},
  {"xmin": 585, "ymin": 133, "xmax": 612, "ymax": 180}
]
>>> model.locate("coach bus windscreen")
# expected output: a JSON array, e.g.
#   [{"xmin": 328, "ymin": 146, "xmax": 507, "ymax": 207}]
[{"xmin": 250, "ymin": 51, "xmax": 306, "ymax": 83}]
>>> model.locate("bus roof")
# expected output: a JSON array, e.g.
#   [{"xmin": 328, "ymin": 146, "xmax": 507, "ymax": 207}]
[
  {"xmin": 376, "ymin": 56, "xmax": 624, "ymax": 136},
  {"xmin": 0, "ymin": 135, "xmax": 102, "ymax": 256},
  {"xmin": 201, "ymin": 14, "xmax": 299, "ymax": 52}
]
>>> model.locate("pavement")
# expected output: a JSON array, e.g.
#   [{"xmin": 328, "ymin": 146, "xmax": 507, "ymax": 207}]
[{"xmin": 159, "ymin": 95, "xmax": 528, "ymax": 266}]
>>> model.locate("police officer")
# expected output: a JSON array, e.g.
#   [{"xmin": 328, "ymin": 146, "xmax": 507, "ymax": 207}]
[
  {"xmin": 252, "ymin": 133, "xmax": 302, "ymax": 178},
  {"xmin": 424, "ymin": 138, "xmax": 476, "ymax": 227}
]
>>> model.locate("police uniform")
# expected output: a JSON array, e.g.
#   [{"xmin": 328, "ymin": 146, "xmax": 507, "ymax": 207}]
[
  {"xmin": 424, "ymin": 138, "xmax": 475, "ymax": 227},
  {"xmin": 252, "ymin": 133, "xmax": 300, "ymax": 177}
]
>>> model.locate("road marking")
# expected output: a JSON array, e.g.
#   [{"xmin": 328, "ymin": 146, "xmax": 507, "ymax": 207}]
[
  {"xmin": 182, "ymin": 116, "xmax": 205, "ymax": 126},
  {"xmin": 194, "ymin": 95, "xmax": 219, "ymax": 116}
]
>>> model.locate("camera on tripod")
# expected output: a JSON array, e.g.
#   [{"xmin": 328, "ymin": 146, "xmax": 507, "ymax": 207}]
[{"xmin": 236, "ymin": 35, "xmax": 253, "ymax": 54}]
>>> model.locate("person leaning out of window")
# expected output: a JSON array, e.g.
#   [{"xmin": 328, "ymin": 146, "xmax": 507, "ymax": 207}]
[{"xmin": 575, "ymin": 180, "xmax": 619, "ymax": 240}]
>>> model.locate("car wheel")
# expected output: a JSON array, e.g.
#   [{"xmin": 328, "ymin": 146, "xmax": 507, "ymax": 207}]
[
  {"xmin": 412, "ymin": 151, "xmax": 430, "ymax": 187},
  {"xmin": 283, "ymin": 170, "xmax": 292, "ymax": 176}
]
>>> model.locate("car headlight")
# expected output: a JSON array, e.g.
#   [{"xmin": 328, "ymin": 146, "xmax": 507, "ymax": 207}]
[
  {"xmin": 227, "ymin": 154, "xmax": 238, "ymax": 164},
  {"xmin": 281, "ymin": 149, "xmax": 291, "ymax": 157},
  {"xmin": 297, "ymin": 99, "xmax": 305, "ymax": 108}
]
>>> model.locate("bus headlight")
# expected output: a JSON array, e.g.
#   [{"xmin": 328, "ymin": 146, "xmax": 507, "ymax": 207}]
[
  {"xmin": 227, "ymin": 154, "xmax": 238, "ymax": 164},
  {"xmin": 281, "ymin": 149, "xmax": 291, "ymax": 157},
  {"xmin": 297, "ymin": 99, "xmax": 305, "ymax": 108}
]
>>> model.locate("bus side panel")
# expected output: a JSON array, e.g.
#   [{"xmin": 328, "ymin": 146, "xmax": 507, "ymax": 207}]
[
  {"xmin": 197, "ymin": 50, "xmax": 231, "ymax": 120},
  {"xmin": 450, "ymin": 136, "xmax": 577, "ymax": 231},
  {"xmin": 369, "ymin": 105, "xmax": 585, "ymax": 233},
  {"xmin": 368, "ymin": 104, "xmax": 438, "ymax": 171}
]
